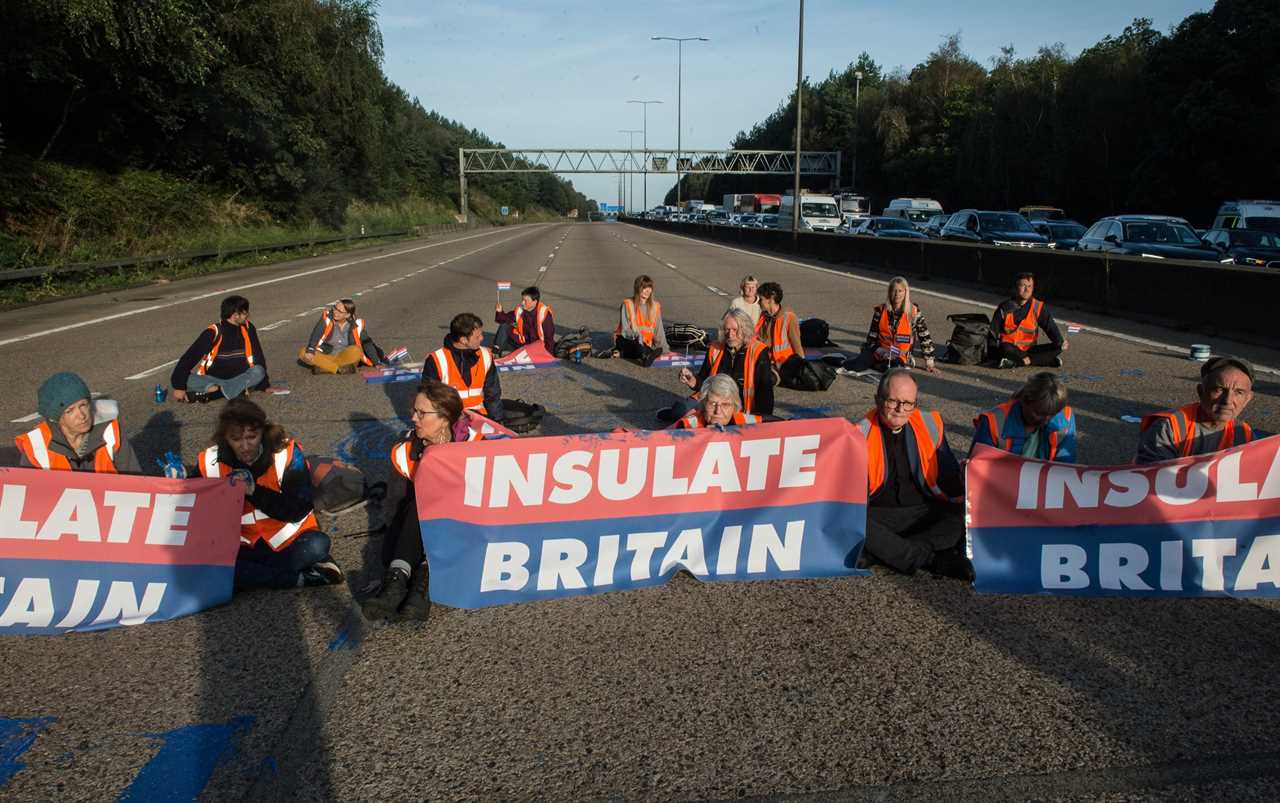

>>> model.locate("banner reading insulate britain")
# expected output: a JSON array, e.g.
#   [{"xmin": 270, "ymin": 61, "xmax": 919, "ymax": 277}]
[
  {"xmin": 0, "ymin": 468, "xmax": 243, "ymax": 634},
  {"xmin": 416, "ymin": 418, "xmax": 869, "ymax": 608},
  {"xmin": 966, "ymin": 437, "xmax": 1280, "ymax": 597}
]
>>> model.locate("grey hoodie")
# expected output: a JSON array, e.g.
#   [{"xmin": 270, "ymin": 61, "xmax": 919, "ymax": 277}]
[{"xmin": 17, "ymin": 399, "xmax": 143, "ymax": 474}]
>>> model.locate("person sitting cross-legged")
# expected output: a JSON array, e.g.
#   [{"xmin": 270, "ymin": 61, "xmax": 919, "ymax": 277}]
[
  {"xmin": 171, "ymin": 294, "xmax": 269, "ymax": 403},
  {"xmin": 493, "ymin": 286, "xmax": 555, "ymax": 357},
  {"xmin": 845, "ymin": 276, "xmax": 938, "ymax": 374},
  {"xmin": 422, "ymin": 312, "xmax": 504, "ymax": 422},
  {"xmin": 990, "ymin": 272, "xmax": 1068, "ymax": 369},
  {"xmin": 755, "ymin": 281, "xmax": 807, "ymax": 386},
  {"xmin": 299, "ymin": 298, "xmax": 387, "ymax": 374}
]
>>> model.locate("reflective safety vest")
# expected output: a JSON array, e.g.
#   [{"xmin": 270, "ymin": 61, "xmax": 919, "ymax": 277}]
[
  {"xmin": 389, "ymin": 428, "xmax": 487, "ymax": 479},
  {"xmin": 705, "ymin": 340, "xmax": 768, "ymax": 414},
  {"xmin": 856, "ymin": 407, "xmax": 956, "ymax": 502},
  {"xmin": 1000, "ymin": 299, "xmax": 1044, "ymax": 351},
  {"xmin": 430, "ymin": 346, "xmax": 493, "ymax": 414},
  {"xmin": 976, "ymin": 400, "xmax": 1074, "ymax": 461},
  {"xmin": 676, "ymin": 410, "xmax": 759, "ymax": 429},
  {"xmin": 313, "ymin": 312, "xmax": 372, "ymax": 366},
  {"xmin": 1140, "ymin": 402, "xmax": 1256, "ymax": 459},
  {"xmin": 876, "ymin": 303, "xmax": 917, "ymax": 365},
  {"xmin": 197, "ymin": 441, "xmax": 318, "ymax": 551},
  {"xmin": 15, "ymin": 419, "xmax": 121, "ymax": 473},
  {"xmin": 622, "ymin": 298, "xmax": 661, "ymax": 346},
  {"xmin": 756, "ymin": 309, "xmax": 798, "ymax": 364},
  {"xmin": 513, "ymin": 302, "xmax": 552, "ymax": 345},
  {"xmin": 196, "ymin": 322, "xmax": 254, "ymax": 375}
]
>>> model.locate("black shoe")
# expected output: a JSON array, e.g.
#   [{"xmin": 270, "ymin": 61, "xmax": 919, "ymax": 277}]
[
  {"xmin": 300, "ymin": 559, "xmax": 345, "ymax": 587},
  {"xmin": 360, "ymin": 566, "xmax": 408, "ymax": 619},
  {"xmin": 928, "ymin": 548, "xmax": 975, "ymax": 583},
  {"xmin": 655, "ymin": 407, "xmax": 676, "ymax": 424},
  {"xmin": 397, "ymin": 563, "xmax": 431, "ymax": 621},
  {"xmin": 188, "ymin": 389, "xmax": 223, "ymax": 404},
  {"xmin": 638, "ymin": 347, "xmax": 662, "ymax": 367},
  {"xmin": 337, "ymin": 363, "xmax": 358, "ymax": 375}
]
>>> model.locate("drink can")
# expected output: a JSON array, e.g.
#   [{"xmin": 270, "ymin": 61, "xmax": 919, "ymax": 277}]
[{"xmin": 154, "ymin": 384, "xmax": 167, "ymax": 403}]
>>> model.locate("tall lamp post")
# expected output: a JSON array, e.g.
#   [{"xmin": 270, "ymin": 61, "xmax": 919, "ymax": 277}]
[
  {"xmin": 619, "ymin": 129, "xmax": 642, "ymax": 214},
  {"xmin": 791, "ymin": 1, "xmax": 805, "ymax": 238},
  {"xmin": 652, "ymin": 35, "xmax": 708, "ymax": 209},
  {"xmin": 852, "ymin": 70, "xmax": 863, "ymax": 192},
  {"xmin": 627, "ymin": 99, "xmax": 663, "ymax": 213}
]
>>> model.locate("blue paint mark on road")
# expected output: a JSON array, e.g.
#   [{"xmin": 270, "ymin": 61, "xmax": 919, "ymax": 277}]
[
  {"xmin": 332, "ymin": 418, "xmax": 409, "ymax": 465},
  {"xmin": 0, "ymin": 716, "xmax": 55, "ymax": 788},
  {"xmin": 118, "ymin": 716, "xmax": 254, "ymax": 802},
  {"xmin": 328, "ymin": 624, "xmax": 360, "ymax": 651},
  {"xmin": 1120, "ymin": 368, "xmax": 1145, "ymax": 377}
]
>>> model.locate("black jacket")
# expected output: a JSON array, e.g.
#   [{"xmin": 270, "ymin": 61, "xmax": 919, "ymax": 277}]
[
  {"xmin": 693, "ymin": 341, "xmax": 775, "ymax": 416},
  {"xmin": 422, "ymin": 337, "xmax": 505, "ymax": 422},
  {"xmin": 989, "ymin": 298, "xmax": 1064, "ymax": 347},
  {"xmin": 172, "ymin": 320, "xmax": 270, "ymax": 390}
]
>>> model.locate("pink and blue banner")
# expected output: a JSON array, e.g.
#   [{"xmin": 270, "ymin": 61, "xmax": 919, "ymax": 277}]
[
  {"xmin": 415, "ymin": 418, "xmax": 869, "ymax": 607},
  {"xmin": 966, "ymin": 438, "xmax": 1280, "ymax": 596},
  {"xmin": 0, "ymin": 469, "xmax": 242, "ymax": 634},
  {"xmin": 494, "ymin": 341, "xmax": 560, "ymax": 372}
]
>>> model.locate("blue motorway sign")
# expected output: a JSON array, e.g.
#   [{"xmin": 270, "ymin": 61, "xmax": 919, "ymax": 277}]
[{"xmin": 500, "ymin": 206, "xmax": 509, "ymax": 216}]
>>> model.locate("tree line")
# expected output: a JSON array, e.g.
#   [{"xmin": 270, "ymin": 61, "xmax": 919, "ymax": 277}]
[
  {"xmin": 671, "ymin": 0, "xmax": 1278, "ymax": 226},
  {"xmin": 0, "ymin": 0, "xmax": 594, "ymax": 226}
]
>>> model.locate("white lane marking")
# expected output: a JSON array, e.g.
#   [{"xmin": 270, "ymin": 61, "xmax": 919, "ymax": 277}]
[
  {"xmin": 627, "ymin": 224, "xmax": 1280, "ymax": 376},
  {"xmin": 257, "ymin": 320, "xmax": 292, "ymax": 332},
  {"xmin": 10, "ymin": 412, "xmax": 41, "ymax": 423},
  {"xmin": 706, "ymin": 286, "xmax": 730, "ymax": 297},
  {"xmin": 124, "ymin": 359, "xmax": 180, "ymax": 381},
  {"xmin": 548, "ymin": 253, "xmax": 555, "ymax": 258},
  {"xmin": 373, "ymin": 283, "xmax": 389, "ymax": 289},
  {"xmin": 295, "ymin": 311, "xmax": 311, "ymax": 317},
  {"xmin": 665, "ymin": 262, "xmax": 678, "ymax": 269},
  {"xmin": 0, "ymin": 227, "xmax": 542, "ymax": 348},
  {"xmin": 539, "ymin": 266, "xmax": 548, "ymax": 272}
]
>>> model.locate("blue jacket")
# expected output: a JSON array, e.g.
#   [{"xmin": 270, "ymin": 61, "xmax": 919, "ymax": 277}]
[{"xmin": 971, "ymin": 400, "xmax": 1076, "ymax": 463}]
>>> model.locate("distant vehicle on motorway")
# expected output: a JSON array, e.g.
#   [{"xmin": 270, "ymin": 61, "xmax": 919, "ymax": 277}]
[
  {"xmin": 738, "ymin": 213, "xmax": 759, "ymax": 227},
  {"xmin": 940, "ymin": 209, "xmax": 1050, "ymax": 247},
  {"xmin": 587, "ymin": 211, "xmax": 605, "ymax": 222},
  {"xmin": 1201, "ymin": 228, "xmax": 1280, "ymax": 267},
  {"xmin": 1019, "ymin": 205, "xmax": 1067, "ymax": 221},
  {"xmin": 1212, "ymin": 200, "xmax": 1280, "ymax": 232},
  {"xmin": 707, "ymin": 210, "xmax": 729, "ymax": 225},
  {"xmin": 776, "ymin": 193, "xmax": 843, "ymax": 232},
  {"xmin": 1030, "ymin": 221, "xmax": 1087, "ymax": 250},
  {"xmin": 922, "ymin": 213, "xmax": 950, "ymax": 237},
  {"xmin": 1074, "ymin": 215, "xmax": 1219, "ymax": 261},
  {"xmin": 882, "ymin": 198, "xmax": 944, "ymax": 228},
  {"xmin": 845, "ymin": 216, "xmax": 930, "ymax": 239},
  {"xmin": 756, "ymin": 214, "xmax": 779, "ymax": 229}
]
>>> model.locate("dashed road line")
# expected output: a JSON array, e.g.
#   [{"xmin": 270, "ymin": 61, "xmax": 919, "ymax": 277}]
[
  {"xmin": 257, "ymin": 320, "xmax": 292, "ymax": 332},
  {"xmin": 124, "ymin": 359, "xmax": 180, "ymax": 381}
]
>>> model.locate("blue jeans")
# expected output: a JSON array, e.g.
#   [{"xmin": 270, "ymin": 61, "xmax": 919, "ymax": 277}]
[
  {"xmin": 234, "ymin": 530, "xmax": 330, "ymax": 590},
  {"xmin": 186, "ymin": 364, "xmax": 266, "ymax": 399}
]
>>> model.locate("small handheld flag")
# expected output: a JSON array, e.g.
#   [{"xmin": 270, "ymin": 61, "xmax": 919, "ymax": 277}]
[{"xmin": 496, "ymin": 281, "xmax": 512, "ymax": 291}]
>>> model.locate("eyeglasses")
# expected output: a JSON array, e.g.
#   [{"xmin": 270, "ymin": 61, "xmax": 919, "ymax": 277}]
[
  {"xmin": 706, "ymin": 399, "xmax": 736, "ymax": 411},
  {"xmin": 411, "ymin": 408, "xmax": 446, "ymax": 419},
  {"xmin": 879, "ymin": 397, "xmax": 917, "ymax": 411}
]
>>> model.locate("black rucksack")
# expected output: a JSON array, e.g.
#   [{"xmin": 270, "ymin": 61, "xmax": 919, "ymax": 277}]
[
  {"xmin": 799, "ymin": 318, "xmax": 832, "ymax": 348},
  {"xmin": 944, "ymin": 314, "xmax": 991, "ymax": 365},
  {"xmin": 553, "ymin": 327, "xmax": 593, "ymax": 360},
  {"xmin": 779, "ymin": 355, "xmax": 837, "ymax": 391},
  {"xmin": 665, "ymin": 322, "xmax": 709, "ymax": 351},
  {"xmin": 502, "ymin": 399, "xmax": 545, "ymax": 434}
]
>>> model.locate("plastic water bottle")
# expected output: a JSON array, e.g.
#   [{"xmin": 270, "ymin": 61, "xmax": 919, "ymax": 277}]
[
  {"xmin": 573, "ymin": 348, "xmax": 584, "ymax": 364},
  {"xmin": 154, "ymin": 384, "xmax": 167, "ymax": 403}
]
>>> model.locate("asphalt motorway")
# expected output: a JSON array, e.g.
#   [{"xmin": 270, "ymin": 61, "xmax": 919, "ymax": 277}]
[{"xmin": 1, "ymin": 221, "xmax": 1279, "ymax": 801}]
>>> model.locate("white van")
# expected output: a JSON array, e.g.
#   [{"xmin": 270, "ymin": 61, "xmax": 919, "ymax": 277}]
[
  {"xmin": 775, "ymin": 193, "xmax": 843, "ymax": 232},
  {"xmin": 883, "ymin": 198, "xmax": 944, "ymax": 228},
  {"xmin": 1212, "ymin": 200, "xmax": 1280, "ymax": 232}
]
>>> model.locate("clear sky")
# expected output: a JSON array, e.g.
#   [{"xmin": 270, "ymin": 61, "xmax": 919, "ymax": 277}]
[{"xmin": 376, "ymin": 0, "xmax": 1210, "ymax": 209}]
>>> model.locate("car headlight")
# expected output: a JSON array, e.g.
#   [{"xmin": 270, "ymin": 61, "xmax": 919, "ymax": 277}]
[
  {"xmin": 1047, "ymin": 242, "xmax": 1058, "ymax": 249},
  {"xmin": 1139, "ymin": 253, "xmax": 1166, "ymax": 259},
  {"xmin": 1243, "ymin": 257, "xmax": 1265, "ymax": 266}
]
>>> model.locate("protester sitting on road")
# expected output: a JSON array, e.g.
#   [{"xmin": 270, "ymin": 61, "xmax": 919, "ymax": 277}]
[
  {"xmin": 675, "ymin": 374, "xmax": 763, "ymax": 429},
  {"xmin": 990, "ymin": 272, "xmax": 1068, "ymax": 369},
  {"xmin": 494, "ymin": 286, "xmax": 555, "ymax": 357},
  {"xmin": 422, "ymin": 312, "xmax": 504, "ymax": 422},
  {"xmin": 845, "ymin": 276, "xmax": 938, "ymax": 374},
  {"xmin": 363, "ymin": 379, "xmax": 482, "ymax": 622},
  {"xmin": 664, "ymin": 308, "xmax": 773, "ymax": 421},
  {"xmin": 854, "ymin": 368, "xmax": 973, "ymax": 581},
  {"xmin": 971, "ymin": 372, "xmax": 1077, "ymax": 462},
  {"xmin": 196, "ymin": 398, "xmax": 343, "ymax": 591},
  {"xmin": 171, "ymin": 294, "xmax": 269, "ymax": 403},
  {"xmin": 1136, "ymin": 356, "xmax": 1259, "ymax": 464},
  {"xmin": 729, "ymin": 274, "xmax": 762, "ymax": 329},
  {"xmin": 614, "ymin": 274, "xmax": 670, "ymax": 365},
  {"xmin": 755, "ymin": 281, "xmax": 806, "ymax": 382},
  {"xmin": 15, "ymin": 371, "xmax": 143, "ymax": 473},
  {"xmin": 298, "ymin": 298, "xmax": 387, "ymax": 374}
]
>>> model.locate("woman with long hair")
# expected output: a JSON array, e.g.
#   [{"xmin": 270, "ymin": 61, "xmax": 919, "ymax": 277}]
[
  {"xmin": 615, "ymin": 274, "xmax": 670, "ymax": 363},
  {"xmin": 847, "ymin": 276, "xmax": 938, "ymax": 374}
]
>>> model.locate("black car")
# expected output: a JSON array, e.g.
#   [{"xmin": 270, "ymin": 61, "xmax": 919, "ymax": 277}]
[
  {"xmin": 1075, "ymin": 215, "xmax": 1219, "ymax": 261},
  {"xmin": 940, "ymin": 209, "xmax": 1050, "ymax": 247},
  {"xmin": 1030, "ymin": 220, "xmax": 1087, "ymax": 250},
  {"xmin": 1201, "ymin": 228, "xmax": 1280, "ymax": 268},
  {"xmin": 922, "ymin": 213, "xmax": 950, "ymax": 237},
  {"xmin": 848, "ymin": 216, "xmax": 930, "ymax": 239}
]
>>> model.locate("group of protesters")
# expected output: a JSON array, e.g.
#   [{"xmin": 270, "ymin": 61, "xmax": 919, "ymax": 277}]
[{"xmin": 12, "ymin": 265, "xmax": 1264, "ymax": 617}]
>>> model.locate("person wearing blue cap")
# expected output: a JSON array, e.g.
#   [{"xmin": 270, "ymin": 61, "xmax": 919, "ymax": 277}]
[{"xmin": 14, "ymin": 372, "xmax": 142, "ymax": 473}]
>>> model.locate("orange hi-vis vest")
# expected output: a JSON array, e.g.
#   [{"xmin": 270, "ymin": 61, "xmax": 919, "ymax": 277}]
[
  {"xmin": 876, "ymin": 303, "xmax": 917, "ymax": 364},
  {"xmin": 1140, "ymin": 402, "xmax": 1256, "ymax": 458},
  {"xmin": 390, "ymin": 427, "xmax": 487, "ymax": 480},
  {"xmin": 756, "ymin": 309, "xmax": 798, "ymax": 364},
  {"xmin": 704, "ymin": 340, "xmax": 768, "ymax": 413},
  {"xmin": 676, "ymin": 410, "xmax": 759, "ymax": 429},
  {"xmin": 198, "ymin": 441, "xmax": 318, "ymax": 551},
  {"xmin": 621, "ymin": 298, "xmax": 661, "ymax": 346},
  {"xmin": 1000, "ymin": 299, "xmax": 1044, "ymax": 351},
  {"xmin": 976, "ymin": 400, "xmax": 1074, "ymax": 460},
  {"xmin": 856, "ymin": 407, "xmax": 956, "ymax": 502},
  {"xmin": 313, "ymin": 312, "xmax": 372, "ymax": 366},
  {"xmin": 430, "ymin": 346, "xmax": 493, "ymax": 414},
  {"xmin": 15, "ymin": 419, "xmax": 121, "ymax": 472},
  {"xmin": 196, "ymin": 322, "xmax": 254, "ymax": 375},
  {"xmin": 513, "ymin": 302, "xmax": 552, "ymax": 345}
]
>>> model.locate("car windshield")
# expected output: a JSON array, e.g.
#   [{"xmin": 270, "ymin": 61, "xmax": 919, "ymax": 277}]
[
  {"xmin": 759, "ymin": 215, "xmax": 776, "ymax": 223},
  {"xmin": 1050, "ymin": 224, "xmax": 1086, "ymax": 239},
  {"xmin": 878, "ymin": 218, "xmax": 914, "ymax": 230},
  {"xmin": 978, "ymin": 212, "xmax": 1034, "ymax": 232},
  {"xmin": 904, "ymin": 210, "xmax": 931, "ymax": 222},
  {"xmin": 802, "ymin": 202, "xmax": 839, "ymax": 218},
  {"xmin": 1231, "ymin": 229, "xmax": 1280, "ymax": 248},
  {"xmin": 1244, "ymin": 217, "xmax": 1280, "ymax": 234},
  {"xmin": 1124, "ymin": 221, "xmax": 1201, "ymax": 245}
]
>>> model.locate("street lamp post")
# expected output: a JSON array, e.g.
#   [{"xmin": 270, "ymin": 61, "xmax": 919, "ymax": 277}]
[
  {"xmin": 791, "ymin": 1, "xmax": 805, "ymax": 238},
  {"xmin": 652, "ymin": 35, "xmax": 708, "ymax": 209},
  {"xmin": 627, "ymin": 99, "xmax": 662, "ymax": 213},
  {"xmin": 852, "ymin": 70, "xmax": 863, "ymax": 192},
  {"xmin": 619, "ymin": 129, "xmax": 642, "ymax": 214}
]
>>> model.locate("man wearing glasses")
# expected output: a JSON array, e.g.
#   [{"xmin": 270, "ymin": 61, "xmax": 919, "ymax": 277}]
[
  {"xmin": 299, "ymin": 298, "xmax": 387, "ymax": 374},
  {"xmin": 855, "ymin": 368, "xmax": 973, "ymax": 580},
  {"xmin": 1136, "ymin": 356, "xmax": 1260, "ymax": 464}
]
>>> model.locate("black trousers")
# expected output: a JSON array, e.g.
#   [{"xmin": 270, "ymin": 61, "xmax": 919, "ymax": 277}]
[
  {"xmin": 863, "ymin": 503, "xmax": 964, "ymax": 574},
  {"xmin": 996, "ymin": 342, "xmax": 1061, "ymax": 366},
  {"xmin": 383, "ymin": 494, "xmax": 426, "ymax": 567}
]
